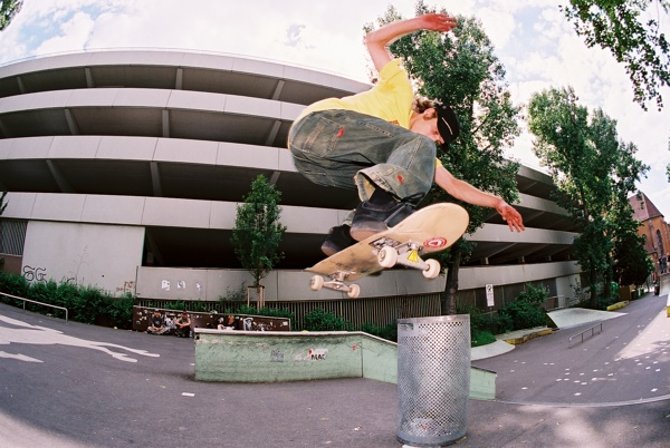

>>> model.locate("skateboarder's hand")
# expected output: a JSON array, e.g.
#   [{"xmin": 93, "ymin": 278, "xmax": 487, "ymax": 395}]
[
  {"xmin": 365, "ymin": 13, "xmax": 459, "ymax": 72},
  {"xmin": 497, "ymin": 202, "xmax": 525, "ymax": 232},
  {"xmin": 418, "ymin": 13, "xmax": 459, "ymax": 33}
]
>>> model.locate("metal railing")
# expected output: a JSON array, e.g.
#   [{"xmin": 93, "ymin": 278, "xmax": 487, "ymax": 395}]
[
  {"xmin": 0, "ymin": 292, "xmax": 69, "ymax": 323},
  {"xmin": 568, "ymin": 321, "xmax": 602, "ymax": 346}
]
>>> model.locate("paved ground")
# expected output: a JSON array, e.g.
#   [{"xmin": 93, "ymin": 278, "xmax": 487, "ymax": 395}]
[
  {"xmin": 473, "ymin": 293, "xmax": 670, "ymax": 405},
  {"xmin": 1, "ymin": 278, "xmax": 669, "ymax": 448}
]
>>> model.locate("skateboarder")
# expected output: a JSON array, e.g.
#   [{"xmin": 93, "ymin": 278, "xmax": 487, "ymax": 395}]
[{"xmin": 287, "ymin": 13, "xmax": 525, "ymax": 256}]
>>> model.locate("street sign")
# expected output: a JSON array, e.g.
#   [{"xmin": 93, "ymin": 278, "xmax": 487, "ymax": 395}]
[{"xmin": 486, "ymin": 284, "xmax": 494, "ymax": 307}]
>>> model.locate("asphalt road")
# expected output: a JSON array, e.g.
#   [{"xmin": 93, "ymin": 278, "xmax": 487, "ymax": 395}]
[
  {"xmin": 473, "ymin": 294, "xmax": 670, "ymax": 405},
  {"xmin": 1, "ymin": 289, "xmax": 669, "ymax": 448}
]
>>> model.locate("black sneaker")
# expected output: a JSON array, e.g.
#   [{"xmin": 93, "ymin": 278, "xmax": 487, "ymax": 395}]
[
  {"xmin": 321, "ymin": 224, "xmax": 356, "ymax": 256},
  {"xmin": 350, "ymin": 200, "xmax": 415, "ymax": 241}
]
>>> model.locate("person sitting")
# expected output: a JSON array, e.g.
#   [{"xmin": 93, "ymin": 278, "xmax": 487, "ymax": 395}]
[
  {"xmin": 146, "ymin": 309, "xmax": 169, "ymax": 335},
  {"xmin": 217, "ymin": 314, "xmax": 237, "ymax": 330},
  {"xmin": 174, "ymin": 311, "xmax": 192, "ymax": 338}
]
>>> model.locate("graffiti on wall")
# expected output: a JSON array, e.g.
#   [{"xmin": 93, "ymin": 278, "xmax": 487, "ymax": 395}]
[
  {"xmin": 158, "ymin": 279, "xmax": 204, "ymax": 298},
  {"xmin": 270, "ymin": 349, "xmax": 285, "ymax": 362},
  {"xmin": 22, "ymin": 265, "xmax": 47, "ymax": 282},
  {"xmin": 116, "ymin": 281, "xmax": 135, "ymax": 295},
  {"xmin": 307, "ymin": 348, "xmax": 328, "ymax": 361}
]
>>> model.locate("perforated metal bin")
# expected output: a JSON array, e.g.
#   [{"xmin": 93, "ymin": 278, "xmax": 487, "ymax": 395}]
[{"xmin": 396, "ymin": 315, "xmax": 470, "ymax": 447}]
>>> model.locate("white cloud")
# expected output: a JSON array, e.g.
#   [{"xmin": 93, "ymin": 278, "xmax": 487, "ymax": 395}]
[{"xmin": 34, "ymin": 11, "xmax": 95, "ymax": 55}]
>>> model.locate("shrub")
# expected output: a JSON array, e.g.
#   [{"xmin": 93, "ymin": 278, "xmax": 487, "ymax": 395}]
[
  {"xmin": 469, "ymin": 308, "xmax": 512, "ymax": 335},
  {"xmin": 223, "ymin": 304, "xmax": 295, "ymax": 321},
  {"xmin": 471, "ymin": 329, "xmax": 496, "ymax": 347},
  {"xmin": 27, "ymin": 280, "xmax": 62, "ymax": 315},
  {"xmin": 71, "ymin": 286, "xmax": 106, "ymax": 323},
  {"xmin": 164, "ymin": 300, "xmax": 188, "ymax": 311},
  {"xmin": 99, "ymin": 293, "xmax": 134, "ymax": 329},
  {"xmin": 303, "ymin": 308, "xmax": 351, "ymax": 331},
  {"xmin": 361, "ymin": 321, "xmax": 397, "ymax": 342},
  {"xmin": 583, "ymin": 294, "xmax": 618, "ymax": 311},
  {"xmin": 0, "ymin": 271, "xmax": 29, "ymax": 297},
  {"xmin": 0, "ymin": 272, "xmax": 133, "ymax": 328},
  {"xmin": 500, "ymin": 284, "xmax": 548, "ymax": 331},
  {"xmin": 461, "ymin": 305, "xmax": 512, "ymax": 344}
]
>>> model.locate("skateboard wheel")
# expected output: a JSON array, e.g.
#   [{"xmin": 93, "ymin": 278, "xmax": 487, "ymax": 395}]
[
  {"xmin": 310, "ymin": 275, "xmax": 324, "ymax": 291},
  {"xmin": 422, "ymin": 259, "xmax": 441, "ymax": 279},
  {"xmin": 347, "ymin": 284, "xmax": 361, "ymax": 299},
  {"xmin": 377, "ymin": 246, "xmax": 398, "ymax": 268}
]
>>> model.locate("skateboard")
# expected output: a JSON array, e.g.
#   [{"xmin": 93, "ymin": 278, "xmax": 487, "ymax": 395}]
[{"xmin": 306, "ymin": 203, "xmax": 469, "ymax": 298}]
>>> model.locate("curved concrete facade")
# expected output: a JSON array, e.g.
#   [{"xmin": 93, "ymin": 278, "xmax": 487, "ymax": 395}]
[{"xmin": 0, "ymin": 50, "xmax": 580, "ymax": 302}]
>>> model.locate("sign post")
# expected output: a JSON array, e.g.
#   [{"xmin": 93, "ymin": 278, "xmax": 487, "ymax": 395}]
[{"xmin": 486, "ymin": 284, "xmax": 494, "ymax": 308}]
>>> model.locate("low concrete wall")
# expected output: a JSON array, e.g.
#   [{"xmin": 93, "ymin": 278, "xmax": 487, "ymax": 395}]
[{"xmin": 194, "ymin": 329, "xmax": 496, "ymax": 400}]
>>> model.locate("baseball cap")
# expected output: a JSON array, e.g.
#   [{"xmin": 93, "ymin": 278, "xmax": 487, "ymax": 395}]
[{"xmin": 436, "ymin": 104, "xmax": 459, "ymax": 144}]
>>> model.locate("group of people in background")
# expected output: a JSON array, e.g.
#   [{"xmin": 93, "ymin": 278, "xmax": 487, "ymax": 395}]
[
  {"xmin": 145, "ymin": 309, "xmax": 242, "ymax": 336},
  {"xmin": 145, "ymin": 309, "xmax": 193, "ymax": 337}
]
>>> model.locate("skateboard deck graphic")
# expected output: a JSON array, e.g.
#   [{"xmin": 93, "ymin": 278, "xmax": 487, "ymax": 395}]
[{"xmin": 306, "ymin": 203, "xmax": 469, "ymax": 298}]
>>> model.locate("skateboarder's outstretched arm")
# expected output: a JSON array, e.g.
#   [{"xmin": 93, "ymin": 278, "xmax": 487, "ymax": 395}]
[
  {"xmin": 365, "ymin": 14, "xmax": 524, "ymax": 234},
  {"xmin": 435, "ymin": 164, "xmax": 525, "ymax": 233},
  {"xmin": 365, "ymin": 13, "xmax": 458, "ymax": 72}
]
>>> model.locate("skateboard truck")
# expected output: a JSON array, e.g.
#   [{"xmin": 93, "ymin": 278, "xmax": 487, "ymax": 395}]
[
  {"xmin": 310, "ymin": 271, "xmax": 361, "ymax": 298},
  {"xmin": 373, "ymin": 239, "xmax": 441, "ymax": 279}
]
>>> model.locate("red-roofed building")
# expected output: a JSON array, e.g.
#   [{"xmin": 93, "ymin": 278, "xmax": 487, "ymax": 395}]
[{"xmin": 629, "ymin": 192, "xmax": 670, "ymax": 278}]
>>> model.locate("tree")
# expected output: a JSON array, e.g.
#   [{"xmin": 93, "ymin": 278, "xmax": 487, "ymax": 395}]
[
  {"xmin": 611, "ymin": 204, "xmax": 653, "ymax": 286},
  {"xmin": 0, "ymin": 0, "xmax": 22, "ymax": 31},
  {"xmin": 560, "ymin": 0, "xmax": 670, "ymax": 110},
  {"xmin": 370, "ymin": 1, "xmax": 521, "ymax": 314},
  {"xmin": 528, "ymin": 87, "xmax": 649, "ymax": 304},
  {"xmin": 231, "ymin": 175, "xmax": 286, "ymax": 306},
  {"xmin": 608, "ymin": 141, "xmax": 653, "ymax": 286}
]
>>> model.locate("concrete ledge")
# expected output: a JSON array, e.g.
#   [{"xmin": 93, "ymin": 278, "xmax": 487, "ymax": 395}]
[
  {"xmin": 500, "ymin": 327, "xmax": 554, "ymax": 345},
  {"xmin": 667, "ymin": 295, "xmax": 670, "ymax": 318},
  {"xmin": 607, "ymin": 301, "xmax": 630, "ymax": 311},
  {"xmin": 194, "ymin": 329, "xmax": 496, "ymax": 400}
]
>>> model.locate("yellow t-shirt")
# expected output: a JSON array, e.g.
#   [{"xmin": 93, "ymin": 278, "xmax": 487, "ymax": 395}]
[{"xmin": 295, "ymin": 59, "xmax": 414, "ymax": 128}]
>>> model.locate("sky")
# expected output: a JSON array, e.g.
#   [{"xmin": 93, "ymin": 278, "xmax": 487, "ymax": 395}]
[{"xmin": 1, "ymin": 0, "xmax": 669, "ymax": 218}]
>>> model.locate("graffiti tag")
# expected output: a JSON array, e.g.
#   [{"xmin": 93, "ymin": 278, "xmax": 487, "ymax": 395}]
[{"xmin": 22, "ymin": 265, "xmax": 47, "ymax": 282}]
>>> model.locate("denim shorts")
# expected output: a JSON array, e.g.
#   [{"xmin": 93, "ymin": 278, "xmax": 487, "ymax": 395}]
[{"xmin": 288, "ymin": 109, "xmax": 436, "ymax": 203}]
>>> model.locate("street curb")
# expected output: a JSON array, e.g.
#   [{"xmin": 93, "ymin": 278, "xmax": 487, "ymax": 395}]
[
  {"xmin": 503, "ymin": 328, "xmax": 554, "ymax": 345},
  {"xmin": 606, "ymin": 300, "xmax": 630, "ymax": 311}
]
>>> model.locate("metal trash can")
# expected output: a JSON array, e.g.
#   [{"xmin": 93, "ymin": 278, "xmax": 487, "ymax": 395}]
[{"xmin": 396, "ymin": 315, "xmax": 470, "ymax": 447}]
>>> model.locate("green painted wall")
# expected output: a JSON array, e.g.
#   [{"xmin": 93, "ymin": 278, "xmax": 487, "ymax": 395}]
[{"xmin": 194, "ymin": 329, "xmax": 496, "ymax": 400}]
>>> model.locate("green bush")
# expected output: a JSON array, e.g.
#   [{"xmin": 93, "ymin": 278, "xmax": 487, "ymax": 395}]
[
  {"xmin": 469, "ymin": 308, "xmax": 512, "ymax": 335},
  {"xmin": 0, "ymin": 272, "xmax": 133, "ymax": 328},
  {"xmin": 461, "ymin": 304, "xmax": 512, "ymax": 345},
  {"xmin": 27, "ymin": 280, "xmax": 63, "ymax": 316},
  {"xmin": 361, "ymin": 321, "xmax": 397, "ymax": 342},
  {"xmin": 583, "ymin": 294, "xmax": 618, "ymax": 311},
  {"xmin": 472, "ymin": 329, "xmax": 496, "ymax": 347},
  {"xmin": 303, "ymin": 308, "xmax": 351, "ymax": 331},
  {"xmin": 224, "ymin": 304, "xmax": 295, "ymax": 321},
  {"xmin": 99, "ymin": 293, "xmax": 134, "ymax": 329},
  {"xmin": 500, "ymin": 284, "xmax": 548, "ymax": 331},
  {"xmin": 71, "ymin": 285, "xmax": 105, "ymax": 323},
  {"xmin": 0, "ymin": 271, "xmax": 29, "ymax": 297}
]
